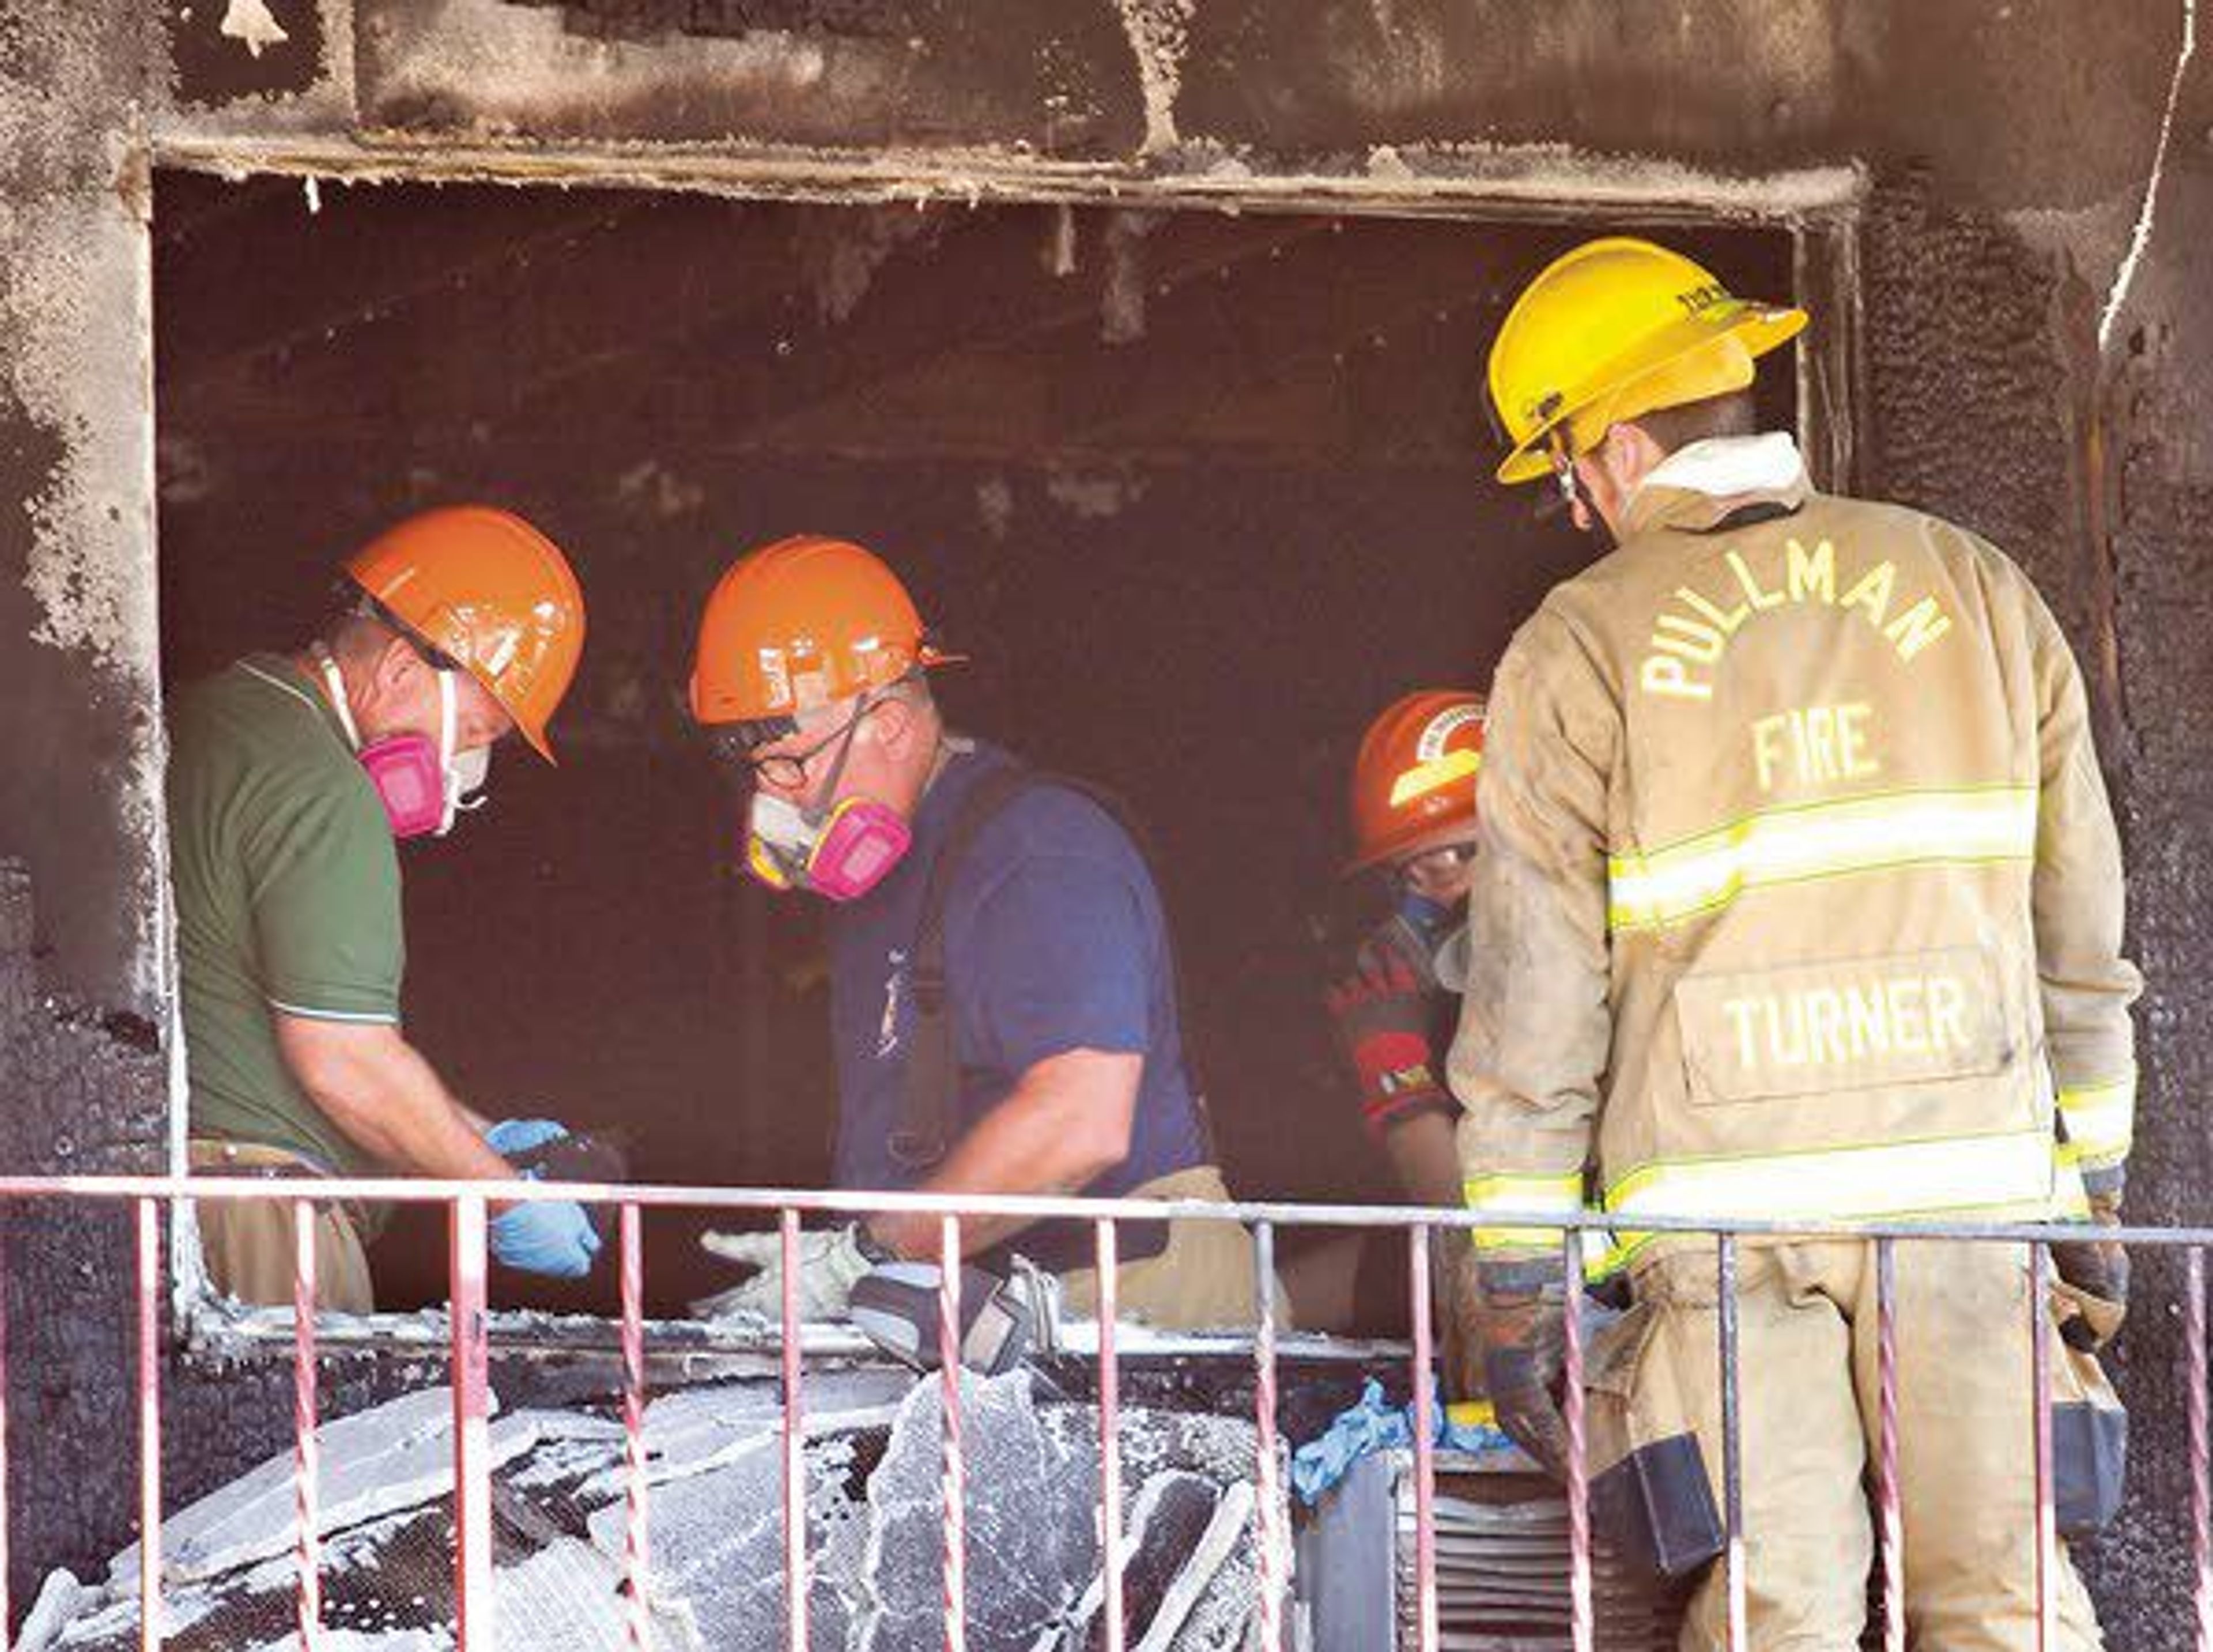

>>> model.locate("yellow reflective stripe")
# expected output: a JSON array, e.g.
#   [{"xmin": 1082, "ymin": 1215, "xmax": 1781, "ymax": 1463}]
[
  {"xmin": 2056, "ymin": 1073, "xmax": 2135, "ymax": 1167},
  {"xmin": 1463, "ymin": 1172, "xmax": 1584, "ymax": 1211},
  {"xmin": 1463, "ymin": 1171, "xmax": 1581, "ymax": 1254},
  {"xmin": 1578, "ymin": 1228, "xmax": 1630, "ymax": 1282},
  {"xmin": 1389, "ymin": 749, "xmax": 1482, "ymax": 808},
  {"xmin": 1602, "ymin": 1127, "xmax": 2058, "ymax": 1226},
  {"xmin": 2051, "ymin": 1155, "xmax": 2091, "ymax": 1220},
  {"xmin": 1470, "ymin": 1226, "xmax": 1624, "ymax": 1283},
  {"xmin": 1607, "ymin": 785, "xmax": 2037, "ymax": 933}
]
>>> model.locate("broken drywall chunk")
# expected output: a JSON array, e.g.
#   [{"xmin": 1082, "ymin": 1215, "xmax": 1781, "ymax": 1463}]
[
  {"xmin": 492, "ymin": 1534, "xmax": 683, "ymax": 1651},
  {"xmin": 579, "ymin": 1371, "xmax": 909, "ymax": 1501},
  {"xmin": 1143, "ymin": 1481, "xmax": 1257, "ymax": 1652},
  {"xmin": 219, "ymin": 0, "xmax": 290, "ymax": 58},
  {"xmin": 856, "ymin": 1371, "xmax": 1098, "ymax": 1652},
  {"xmin": 1124, "ymin": 1471, "xmax": 1223, "ymax": 1645},
  {"xmin": 588, "ymin": 1421, "xmax": 791, "ymax": 1647},
  {"xmin": 14, "ymin": 1568, "xmax": 87, "ymax": 1652},
  {"xmin": 240, "ymin": 1632, "xmax": 447, "ymax": 1652},
  {"xmin": 108, "ymin": 1386, "xmax": 527, "ymax": 1587}
]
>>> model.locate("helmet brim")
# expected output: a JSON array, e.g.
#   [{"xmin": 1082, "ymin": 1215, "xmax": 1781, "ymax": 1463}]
[
  {"xmin": 1496, "ymin": 302, "xmax": 1808, "ymax": 485},
  {"xmin": 513, "ymin": 705, "xmax": 557, "ymax": 765},
  {"xmin": 1342, "ymin": 816, "xmax": 1481, "ymax": 878}
]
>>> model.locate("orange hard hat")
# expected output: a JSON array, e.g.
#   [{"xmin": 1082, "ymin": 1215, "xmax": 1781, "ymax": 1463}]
[
  {"xmin": 1346, "ymin": 690, "xmax": 1487, "ymax": 874},
  {"xmin": 345, "ymin": 505, "xmax": 586, "ymax": 763},
  {"xmin": 689, "ymin": 535, "xmax": 958, "ymax": 729}
]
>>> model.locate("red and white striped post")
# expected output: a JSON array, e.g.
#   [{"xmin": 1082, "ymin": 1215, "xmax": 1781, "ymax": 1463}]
[
  {"xmin": 1407, "ymin": 1224, "xmax": 1438, "ymax": 1652},
  {"xmin": 450, "ymin": 1194, "xmax": 493, "ymax": 1650},
  {"xmin": 620, "ymin": 1203, "xmax": 651, "ymax": 1652},
  {"xmin": 1096, "ymin": 1218, "xmax": 1126, "ymax": 1652},
  {"xmin": 1251, "ymin": 1220, "xmax": 1282, "ymax": 1652},
  {"xmin": 0, "ymin": 1207, "xmax": 14, "ymax": 1636},
  {"xmin": 1562, "ymin": 1230, "xmax": 1592, "ymax": 1652},
  {"xmin": 137, "ymin": 1197, "xmax": 163, "ymax": 1652},
  {"xmin": 781, "ymin": 1209, "xmax": 810, "ymax": 1652},
  {"xmin": 939, "ymin": 1215, "xmax": 966, "ymax": 1652},
  {"xmin": 293, "ymin": 1200, "xmax": 322, "ymax": 1650},
  {"xmin": 2030, "ymin": 1242, "xmax": 2056, "ymax": 1652},
  {"xmin": 2189, "ymin": 1247, "xmax": 2211, "ymax": 1651},
  {"xmin": 1874, "ymin": 1238, "xmax": 1904, "ymax": 1652}
]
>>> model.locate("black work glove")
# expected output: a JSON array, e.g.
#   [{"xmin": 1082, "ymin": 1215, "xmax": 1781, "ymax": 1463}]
[
  {"xmin": 2052, "ymin": 1191, "xmax": 2129, "ymax": 1352},
  {"xmin": 1473, "ymin": 1263, "xmax": 1572, "ymax": 1479},
  {"xmin": 1325, "ymin": 925, "xmax": 1451, "ymax": 1137},
  {"xmin": 501, "ymin": 1128, "xmax": 632, "ymax": 1247}
]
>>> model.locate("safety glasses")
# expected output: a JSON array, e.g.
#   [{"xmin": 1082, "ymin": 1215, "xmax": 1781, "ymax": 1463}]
[
  {"xmin": 1398, "ymin": 842, "xmax": 1478, "ymax": 897},
  {"xmin": 726, "ymin": 696, "xmax": 876, "ymax": 792}
]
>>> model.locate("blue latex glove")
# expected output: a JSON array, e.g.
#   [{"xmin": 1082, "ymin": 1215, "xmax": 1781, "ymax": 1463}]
[
  {"xmin": 489, "ymin": 1199, "xmax": 603, "ymax": 1279},
  {"xmin": 485, "ymin": 1117, "xmax": 571, "ymax": 1158},
  {"xmin": 1291, "ymin": 1378, "xmax": 1512, "ymax": 1504}
]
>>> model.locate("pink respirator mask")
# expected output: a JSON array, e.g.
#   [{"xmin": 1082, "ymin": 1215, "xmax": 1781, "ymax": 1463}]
[
  {"xmin": 316, "ymin": 649, "xmax": 490, "ymax": 841},
  {"xmin": 745, "ymin": 791, "xmax": 911, "ymax": 902},
  {"xmin": 739, "ymin": 691, "xmax": 912, "ymax": 902}
]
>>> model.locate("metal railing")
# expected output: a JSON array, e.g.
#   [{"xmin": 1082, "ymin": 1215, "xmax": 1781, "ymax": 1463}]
[{"xmin": 1, "ymin": 1172, "xmax": 2206, "ymax": 1652}]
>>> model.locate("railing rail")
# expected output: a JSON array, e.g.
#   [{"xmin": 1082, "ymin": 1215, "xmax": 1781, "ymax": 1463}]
[{"xmin": 0, "ymin": 1175, "xmax": 2199, "ymax": 1652}]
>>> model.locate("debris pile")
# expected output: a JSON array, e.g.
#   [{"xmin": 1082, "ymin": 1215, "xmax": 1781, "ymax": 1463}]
[{"xmin": 22, "ymin": 1369, "xmax": 1275, "ymax": 1651}]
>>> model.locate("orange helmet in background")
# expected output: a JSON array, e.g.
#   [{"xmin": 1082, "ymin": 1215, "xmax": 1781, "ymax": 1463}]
[
  {"xmin": 345, "ymin": 505, "xmax": 586, "ymax": 763},
  {"xmin": 1346, "ymin": 690, "xmax": 1487, "ymax": 873},
  {"xmin": 689, "ymin": 535, "xmax": 958, "ymax": 734}
]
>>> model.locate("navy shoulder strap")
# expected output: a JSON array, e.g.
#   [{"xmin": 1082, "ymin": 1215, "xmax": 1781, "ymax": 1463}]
[{"xmin": 891, "ymin": 764, "xmax": 1212, "ymax": 1177}]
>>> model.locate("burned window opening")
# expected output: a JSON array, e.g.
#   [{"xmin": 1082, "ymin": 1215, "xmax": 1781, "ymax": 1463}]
[
  {"xmin": 153, "ymin": 168, "xmax": 1828, "ymax": 1336},
  {"xmin": 505, "ymin": 0, "xmax": 919, "ymax": 41}
]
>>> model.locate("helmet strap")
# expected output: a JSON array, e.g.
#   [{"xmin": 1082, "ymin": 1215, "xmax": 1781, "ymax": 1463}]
[
  {"xmin": 1547, "ymin": 429, "xmax": 1592, "ymax": 521},
  {"xmin": 309, "ymin": 642, "xmax": 363, "ymax": 751},
  {"xmin": 805, "ymin": 687, "xmax": 878, "ymax": 826}
]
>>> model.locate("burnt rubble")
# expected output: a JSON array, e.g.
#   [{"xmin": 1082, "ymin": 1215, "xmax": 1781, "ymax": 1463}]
[{"xmin": 23, "ymin": 1369, "xmax": 1277, "ymax": 1651}]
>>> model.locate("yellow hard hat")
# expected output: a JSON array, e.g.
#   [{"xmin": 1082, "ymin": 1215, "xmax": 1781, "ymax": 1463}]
[{"xmin": 1487, "ymin": 237, "xmax": 1807, "ymax": 486}]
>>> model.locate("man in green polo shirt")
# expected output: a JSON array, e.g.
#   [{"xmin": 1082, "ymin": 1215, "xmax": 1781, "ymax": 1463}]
[{"xmin": 168, "ymin": 505, "xmax": 603, "ymax": 1311}]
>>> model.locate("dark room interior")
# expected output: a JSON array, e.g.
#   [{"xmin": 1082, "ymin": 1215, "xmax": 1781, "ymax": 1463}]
[{"xmin": 153, "ymin": 172, "xmax": 1797, "ymax": 1314}]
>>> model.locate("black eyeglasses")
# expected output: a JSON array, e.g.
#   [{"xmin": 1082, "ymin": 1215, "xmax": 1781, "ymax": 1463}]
[{"xmin": 731, "ymin": 700, "xmax": 873, "ymax": 791}]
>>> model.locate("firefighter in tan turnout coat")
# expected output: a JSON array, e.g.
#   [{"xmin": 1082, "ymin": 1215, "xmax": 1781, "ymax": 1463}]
[{"xmin": 1451, "ymin": 237, "xmax": 2140, "ymax": 1646}]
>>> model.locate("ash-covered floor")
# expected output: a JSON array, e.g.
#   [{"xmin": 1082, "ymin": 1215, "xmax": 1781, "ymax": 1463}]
[{"xmin": 24, "ymin": 1370, "xmax": 1275, "ymax": 1651}]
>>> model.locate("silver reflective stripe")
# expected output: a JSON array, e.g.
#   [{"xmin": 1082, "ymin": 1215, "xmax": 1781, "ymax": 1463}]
[
  {"xmin": 1604, "ymin": 1126, "xmax": 2058, "ymax": 1224},
  {"xmin": 1608, "ymin": 785, "xmax": 2038, "ymax": 933}
]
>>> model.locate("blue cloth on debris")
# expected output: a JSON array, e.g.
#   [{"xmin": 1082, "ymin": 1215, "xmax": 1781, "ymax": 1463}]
[{"xmin": 1290, "ymin": 1379, "xmax": 1512, "ymax": 1505}]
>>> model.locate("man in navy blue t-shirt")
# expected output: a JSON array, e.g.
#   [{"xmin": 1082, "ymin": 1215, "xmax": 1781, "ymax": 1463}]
[{"xmin": 685, "ymin": 535, "xmax": 1258, "ymax": 1330}]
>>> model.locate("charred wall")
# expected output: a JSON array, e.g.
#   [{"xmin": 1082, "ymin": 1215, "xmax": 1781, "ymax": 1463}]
[
  {"xmin": 2, "ymin": 0, "xmax": 2210, "ymax": 1643},
  {"xmin": 1853, "ymin": 173, "xmax": 2213, "ymax": 1643}
]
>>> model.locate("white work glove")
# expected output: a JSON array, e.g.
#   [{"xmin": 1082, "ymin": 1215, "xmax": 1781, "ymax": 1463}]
[{"xmin": 696, "ymin": 1223, "xmax": 878, "ymax": 1321}]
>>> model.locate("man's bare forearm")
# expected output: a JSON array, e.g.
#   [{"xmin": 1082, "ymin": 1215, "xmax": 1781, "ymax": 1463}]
[
  {"xmin": 275, "ymin": 1016, "xmax": 514, "ymax": 1183},
  {"xmin": 1383, "ymin": 1110, "xmax": 1467, "ymax": 1212}
]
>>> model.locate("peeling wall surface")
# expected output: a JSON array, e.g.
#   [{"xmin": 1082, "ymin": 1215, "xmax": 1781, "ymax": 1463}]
[
  {"xmin": 0, "ymin": 6, "xmax": 166, "ymax": 1015},
  {"xmin": 3, "ymin": 0, "xmax": 2212, "ymax": 1644}
]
